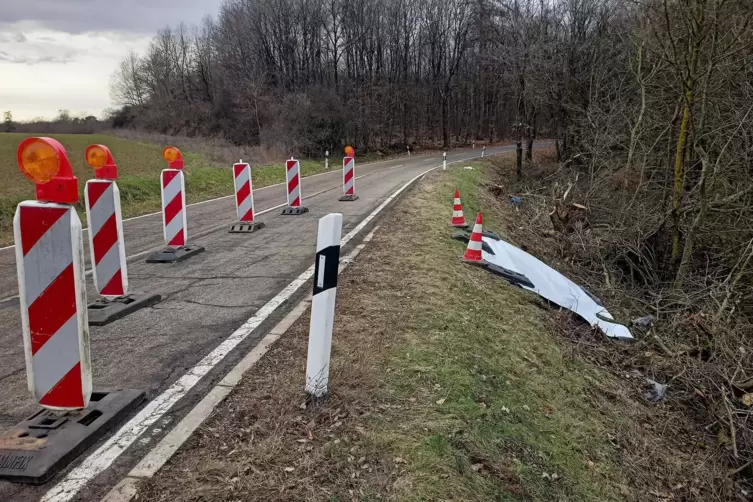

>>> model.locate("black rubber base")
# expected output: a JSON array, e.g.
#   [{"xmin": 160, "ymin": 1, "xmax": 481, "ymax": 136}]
[
  {"xmin": 229, "ymin": 221, "xmax": 266, "ymax": 233},
  {"xmin": 451, "ymin": 231, "xmax": 496, "ymax": 255},
  {"xmin": 460, "ymin": 257, "xmax": 489, "ymax": 266},
  {"xmin": 338, "ymin": 194, "xmax": 359, "ymax": 201},
  {"xmin": 486, "ymin": 263, "xmax": 535, "ymax": 289},
  {"xmin": 281, "ymin": 206, "xmax": 309, "ymax": 215},
  {"xmin": 0, "ymin": 389, "xmax": 146, "ymax": 485},
  {"xmin": 146, "ymin": 245, "xmax": 205, "ymax": 263},
  {"xmin": 88, "ymin": 293, "xmax": 162, "ymax": 326}
]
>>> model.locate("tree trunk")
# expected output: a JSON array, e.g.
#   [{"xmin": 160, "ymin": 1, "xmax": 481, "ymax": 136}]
[
  {"xmin": 525, "ymin": 120, "xmax": 536, "ymax": 161},
  {"xmin": 441, "ymin": 89, "xmax": 450, "ymax": 148},
  {"xmin": 671, "ymin": 7, "xmax": 703, "ymax": 264}
]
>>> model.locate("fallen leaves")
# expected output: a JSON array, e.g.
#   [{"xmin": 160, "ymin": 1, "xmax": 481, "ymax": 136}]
[{"xmin": 742, "ymin": 394, "xmax": 753, "ymax": 407}]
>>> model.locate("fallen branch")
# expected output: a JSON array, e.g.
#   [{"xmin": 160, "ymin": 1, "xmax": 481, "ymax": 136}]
[{"xmin": 722, "ymin": 387, "xmax": 739, "ymax": 459}]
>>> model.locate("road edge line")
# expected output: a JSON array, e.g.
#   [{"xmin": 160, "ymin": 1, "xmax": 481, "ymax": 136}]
[{"xmin": 100, "ymin": 225, "xmax": 380, "ymax": 502}]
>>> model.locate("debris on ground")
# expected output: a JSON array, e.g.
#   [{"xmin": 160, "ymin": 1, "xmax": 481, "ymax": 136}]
[
  {"xmin": 645, "ymin": 378, "xmax": 669, "ymax": 403},
  {"xmin": 475, "ymin": 234, "xmax": 632, "ymax": 340},
  {"xmin": 630, "ymin": 315, "xmax": 655, "ymax": 330}
]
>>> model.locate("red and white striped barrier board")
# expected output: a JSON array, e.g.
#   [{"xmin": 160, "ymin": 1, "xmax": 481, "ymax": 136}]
[
  {"xmin": 286, "ymin": 159, "xmax": 302, "ymax": 207},
  {"xmin": 339, "ymin": 156, "xmax": 358, "ymax": 201},
  {"xmin": 343, "ymin": 156, "xmax": 355, "ymax": 195},
  {"xmin": 15, "ymin": 203, "xmax": 92, "ymax": 409},
  {"xmin": 85, "ymin": 180, "xmax": 127, "ymax": 297},
  {"xmin": 147, "ymin": 147, "xmax": 205, "ymax": 262},
  {"xmin": 282, "ymin": 158, "xmax": 308, "ymax": 215},
  {"xmin": 13, "ymin": 137, "xmax": 91, "ymax": 410},
  {"xmin": 234, "ymin": 162, "xmax": 256, "ymax": 222},
  {"xmin": 230, "ymin": 162, "xmax": 266, "ymax": 232},
  {"xmin": 161, "ymin": 169, "xmax": 187, "ymax": 247}
]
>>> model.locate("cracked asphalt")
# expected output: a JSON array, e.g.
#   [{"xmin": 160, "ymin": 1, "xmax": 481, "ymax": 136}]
[{"xmin": 0, "ymin": 145, "xmax": 525, "ymax": 502}]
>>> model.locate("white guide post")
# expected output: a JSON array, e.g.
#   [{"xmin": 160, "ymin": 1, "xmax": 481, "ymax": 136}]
[{"xmin": 305, "ymin": 213, "xmax": 343, "ymax": 398}]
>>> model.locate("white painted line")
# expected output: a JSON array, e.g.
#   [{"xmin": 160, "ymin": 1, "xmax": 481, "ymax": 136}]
[
  {"xmin": 101, "ymin": 226, "xmax": 379, "ymax": 502},
  {"xmin": 388, "ymin": 164, "xmax": 405, "ymax": 170},
  {"xmin": 43, "ymin": 164, "xmax": 439, "ymax": 502}
]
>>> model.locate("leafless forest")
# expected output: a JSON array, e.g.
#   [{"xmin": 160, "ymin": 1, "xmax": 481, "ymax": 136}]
[{"xmin": 109, "ymin": 0, "xmax": 753, "ymax": 492}]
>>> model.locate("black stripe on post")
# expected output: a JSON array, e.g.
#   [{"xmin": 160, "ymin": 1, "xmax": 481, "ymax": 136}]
[{"xmin": 313, "ymin": 245, "xmax": 340, "ymax": 295}]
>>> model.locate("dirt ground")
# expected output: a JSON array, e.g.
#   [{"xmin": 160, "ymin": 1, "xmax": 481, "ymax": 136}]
[{"xmin": 137, "ymin": 153, "xmax": 733, "ymax": 501}]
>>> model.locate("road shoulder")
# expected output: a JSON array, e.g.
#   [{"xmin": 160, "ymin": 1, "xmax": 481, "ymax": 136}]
[{"xmin": 132, "ymin": 156, "xmax": 677, "ymax": 501}]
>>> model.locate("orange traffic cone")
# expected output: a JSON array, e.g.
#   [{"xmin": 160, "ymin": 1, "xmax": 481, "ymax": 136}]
[
  {"xmin": 451, "ymin": 189, "xmax": 468, "ymax": 228},
  {"xmin": 462, "ymin": 212, "xmax": 485, "ymax": 263}
]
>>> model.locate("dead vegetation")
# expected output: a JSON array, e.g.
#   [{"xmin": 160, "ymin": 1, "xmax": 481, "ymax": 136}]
[{"xmin": 488, "ymin": 149, "xmax": 753, "ymax": 500}]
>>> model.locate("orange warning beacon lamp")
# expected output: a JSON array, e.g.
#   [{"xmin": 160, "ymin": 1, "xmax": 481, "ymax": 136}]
[
  {"xmin": 344, "ymin": 145, "xmax": 355, "ymax": 157},
  {"xmin": 85, "ymin": 144, "xmax": 118, "ymax": 179},
  {"xmin": 162, "ymin": 146, "xmax": 184, "ymax": 169},
  {"xmin": 17, "ymin": 137, "xmax": 79, "ymax": 204}
]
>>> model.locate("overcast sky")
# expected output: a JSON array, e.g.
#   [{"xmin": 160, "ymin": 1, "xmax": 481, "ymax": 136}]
[{"xmin": 0, "ymin": 0, "xmax": 224, "ymax": 121}]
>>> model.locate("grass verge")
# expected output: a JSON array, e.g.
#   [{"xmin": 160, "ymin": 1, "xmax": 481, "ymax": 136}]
[
  {"xmin": 138, "ymin": 156, "xmax": 703, "ymax": 501},
  {"xmin": 0, "ymin": 133, "xmax": 332, "ymax": 246}
]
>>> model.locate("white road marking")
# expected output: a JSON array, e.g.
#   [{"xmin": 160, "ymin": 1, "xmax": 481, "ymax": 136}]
[
  {"xmin": 42, "ymin": 165, "xmax": 439, "ymax": 502},
  {"xmin": 99, "ymin": 225, "xmax": 382, "ymax": 502},
  {"xmin": 388, "ymin": 164, "xmax": 405, "ymax": 170}
]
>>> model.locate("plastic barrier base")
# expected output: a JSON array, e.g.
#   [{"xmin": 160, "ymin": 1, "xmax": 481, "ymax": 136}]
[
  {"xmin": 460, "ymin": 257, "xmax": 489, "ymax": 266},
  {"xmin": 229, "ymin": 221, "xmax": 266, "ymax": 233},
  {"xmin": 88, "ymin": 293, "xmax": 162, "ymax": 326},
  {"xmin": 0, "ymin": 389, "xmax": 146, "ymax": 484},
  {"xmin": 281, "ymin": 206, "xmax": 309, "ymax": 216},
  {"xmin": 338, "ymin": 194, "xmax": 359, "ymax": 202},
  {"xmin": 146, "ymin": 245, "xmax": 205, "ymax": 263},
  {"xmin": 486, "ymin": 263, "xmax": 535, "ymax": 289}
]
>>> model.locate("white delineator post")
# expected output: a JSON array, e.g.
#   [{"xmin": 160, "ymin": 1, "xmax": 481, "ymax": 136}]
[
  {"xmin": 325, "ymin": 150, "xmax": 329, "ymax": 170},
  {"xmin": 482, "ymin": 145, "xmax": 486, "ymax": 158},
  {"xmin": 443, "ymin": 152, "xmax": 447, "ymax": 171},
  {"xmin": 305, "ymin": 213, "xmax": 343, "ymax": 398},
  {"xmin": 85, "ymin": 180, "xmax": 128, "ymax": 297}
]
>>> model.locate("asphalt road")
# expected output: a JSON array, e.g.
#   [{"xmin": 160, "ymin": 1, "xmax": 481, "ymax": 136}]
[{"xmin": 0, "ymin": 144, "xmax": 527, "ymax": 502}]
